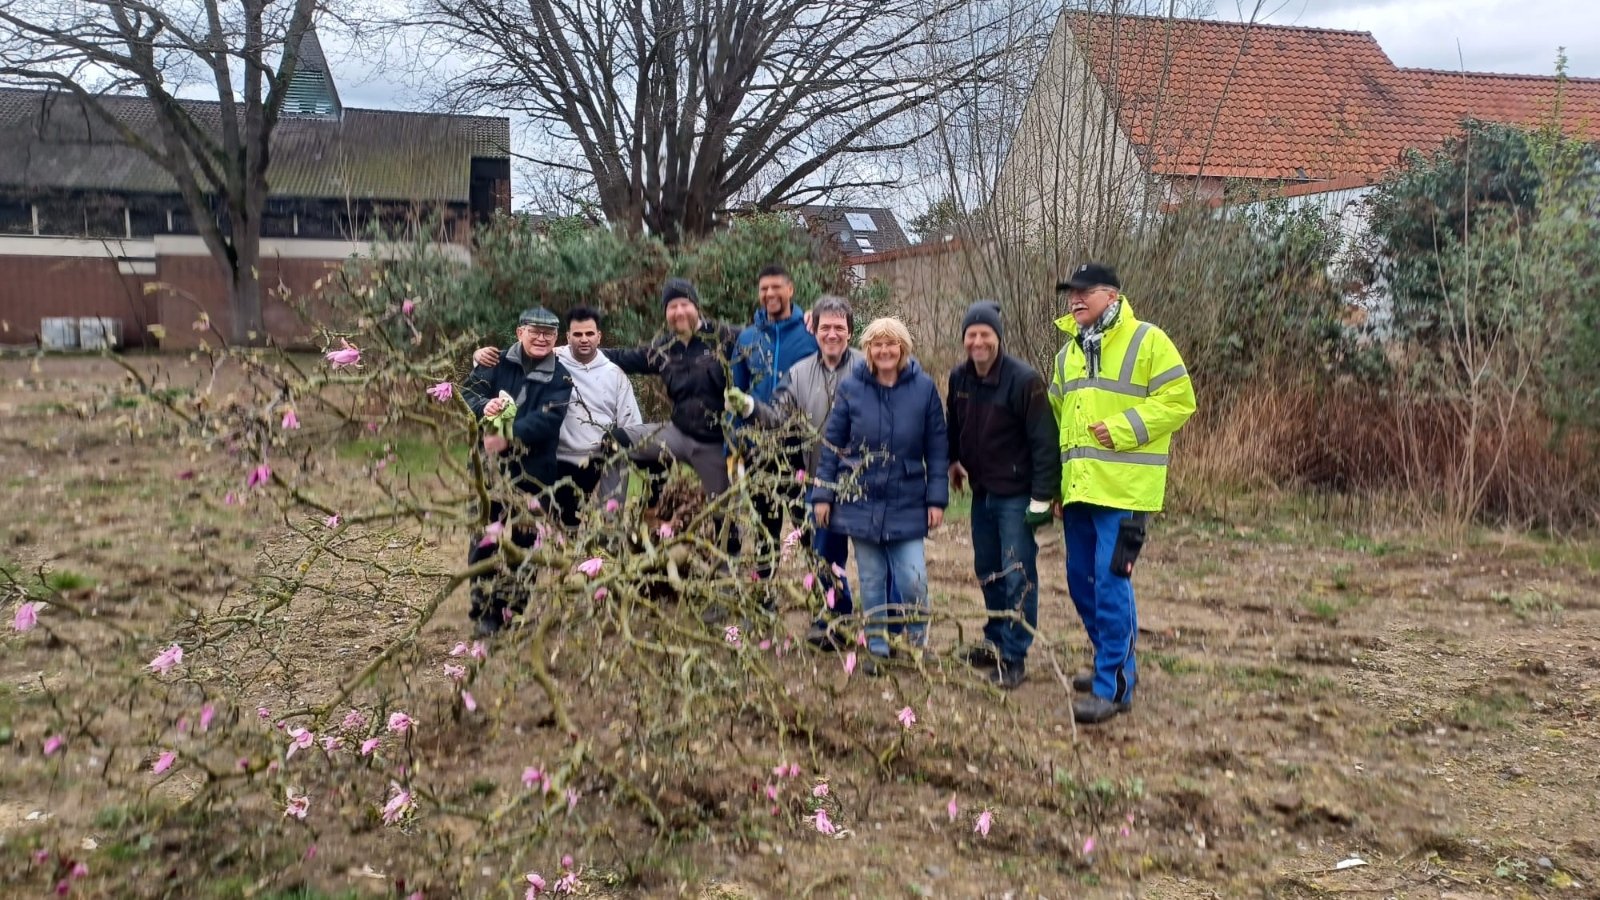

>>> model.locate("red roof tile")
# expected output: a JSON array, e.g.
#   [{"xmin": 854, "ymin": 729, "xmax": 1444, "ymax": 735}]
[{"xmin": 1068, "ymin": 14, "xmax": 1600, "ymax": 180}]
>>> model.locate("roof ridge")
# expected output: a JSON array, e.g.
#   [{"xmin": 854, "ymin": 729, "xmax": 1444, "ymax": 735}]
[
  {"xmin": 1400, "ymin": 67, "xmax": 1600, "ymax": 84},
  {"xmin": 1066, "ymin": 10, "xmax": 1376, "ymax": 39}
]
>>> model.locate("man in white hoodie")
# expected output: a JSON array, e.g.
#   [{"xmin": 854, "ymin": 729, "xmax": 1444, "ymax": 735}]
[{"xmin": 476, "ymin": 305, "xmax": 642, "ymax": 529}]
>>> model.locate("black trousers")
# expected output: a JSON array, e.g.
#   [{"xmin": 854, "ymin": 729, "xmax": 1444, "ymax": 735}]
[
  {"xmin": 749, "ymin": 452, "xmax": 806, "ymax": 580},
  {"xmin": 466, "ymin": 499, "xmax": 543, "ymax": 624},
  {"xmin": 552, "ymin": 459, "xmax": 604, "ymax": 529}
]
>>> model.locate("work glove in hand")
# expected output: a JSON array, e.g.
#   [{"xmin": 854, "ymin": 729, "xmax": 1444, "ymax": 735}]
[
  {"xmin": 724, "ymin": 387, "xmax": 756, "ymax": 417},
  {"xmin": 1023, "ymin": 499, "xmax": 1054, "ymax": 529}
]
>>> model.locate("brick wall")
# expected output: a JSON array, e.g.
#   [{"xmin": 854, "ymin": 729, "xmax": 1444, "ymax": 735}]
[
  {"xmin": 0, "ymin": 255, "xmax": 155, "ymax": 347},
  {"xmin": 153, "ymin": 254, "xmax": 345, "ymax": 350}
]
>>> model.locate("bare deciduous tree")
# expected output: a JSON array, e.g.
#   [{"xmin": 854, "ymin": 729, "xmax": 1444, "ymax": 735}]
[
  {"xmin": 0, "ymin": 0, "xmax": 319, "ymax": 345},
  {"xmin": 411, "ymin": 0, "xmax": 1020, "ymax": 242}
]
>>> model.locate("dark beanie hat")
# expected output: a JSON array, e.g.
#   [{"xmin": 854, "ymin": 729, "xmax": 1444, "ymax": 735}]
[
  {"xmin": 961, "ymin": 299, "xmax": 1003, "ymax": 341},
  {"xmin": 661, "ymin": 277, "xmax": 700, "ymax": 309}
]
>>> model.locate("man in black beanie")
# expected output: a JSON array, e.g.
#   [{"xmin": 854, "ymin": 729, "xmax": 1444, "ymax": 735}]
[{"xmin": 946, "ymin": 299, "xmax": 1059, "ymax": 688}]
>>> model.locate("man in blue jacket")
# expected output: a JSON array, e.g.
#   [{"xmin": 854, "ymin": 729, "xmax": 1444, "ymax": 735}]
[
  {"xmin": 462, "ymin": 306, "xmax": 574, "ymax": 636},
  {"xmin": 730, "ymin": 264, "xmax": 819, "ymax": 583}
]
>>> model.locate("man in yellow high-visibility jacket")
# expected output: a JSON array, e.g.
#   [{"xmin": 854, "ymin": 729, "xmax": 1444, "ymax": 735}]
[{"xmin": 1049, "ymin": 263, "xmax": 1196, "ymax": 724}]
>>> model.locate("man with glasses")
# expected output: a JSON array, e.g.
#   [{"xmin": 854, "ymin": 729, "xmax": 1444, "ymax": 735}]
[
  {"xmin": 1050, "ymin": 264, "xmax": 1195, "ymax": 723},
  {"xmin": 462, "ymin": 306, "xmax": 574, "ymax": 636}
]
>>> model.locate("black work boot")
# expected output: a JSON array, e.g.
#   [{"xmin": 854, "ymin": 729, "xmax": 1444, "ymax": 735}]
[
  {"xmin": 806, "ymin": 621, "xmax": 841, "ymax": 651},
  {"xmin": 962, "ymin": 644, "xmax": 999, "ymax": 670},
  {"xmin": 1072, "ymin": 694, "xmax": 1132, "ymax": 724},
  {"xmin": 990, "ymin": 657, "xmax": 1027, "ymax": 690},
  {"xmin": 1071, "ymin": 669, "xmax": 1094, "ymax": 693}
]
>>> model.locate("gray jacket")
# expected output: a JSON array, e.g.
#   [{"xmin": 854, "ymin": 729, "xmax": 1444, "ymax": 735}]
[{"xmin": 750, "ymin": 349, "xmax": 864, "ymax": 473}]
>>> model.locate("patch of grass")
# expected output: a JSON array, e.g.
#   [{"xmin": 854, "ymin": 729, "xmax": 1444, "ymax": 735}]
[
  {"xmin": 337, "ymin": 435, "xmax": 463, "ymax": 477},
  {"xmin": 1221, "ymin": 664, "xmax": 1302, "ymax": 693},
  {"xmin": 1302, "ymin": 596, "xmax": 1342, "ymax": 622},
  {"xmin": 1147, "ymin": 651, "xmax": 1204, "ymax": 677},
  {"xmin": 1491, "ymin": 589, "xmax": 1563, "ymax": 622},
  {"xmin": 943, "ymin": 488, "xmax": 971, "ymax": 523},
  {"xmin": 1450, "ymin": 690, "xmax": 1528, "ymax": 731},
  {"xmin": 43, "ymin": 569, "xmax": 96, "ymax": 592},
  {"xmin": 1329, "ymin": 563, "xmax": 1354, "ymax": 591},
  {"xmin": 1340, "ymin": 534, "xmax": 1398, "ymax": 557}
]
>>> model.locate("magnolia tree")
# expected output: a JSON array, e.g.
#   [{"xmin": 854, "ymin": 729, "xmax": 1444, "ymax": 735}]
[{"xmin": 3, "ymin": 253, "xmax": 1141, "ymax": 896}]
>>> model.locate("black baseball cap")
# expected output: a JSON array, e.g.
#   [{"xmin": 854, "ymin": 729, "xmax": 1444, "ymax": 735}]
[{"xmin": 1057, "ymin": 263, "xmax": 1121, "ymax": 292}]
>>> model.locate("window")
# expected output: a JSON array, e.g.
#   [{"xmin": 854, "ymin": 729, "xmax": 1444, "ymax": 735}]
[
  {"xmin": 854, "ymin": 237, "xmax": 872, "ymax": 248},
  {"xmin": 0, "ymin": 197, "xmax": 32, "ymax": 235},
  {"xmin": 844, "ymin": 212, "xmax": 878, "ymax": 232}
]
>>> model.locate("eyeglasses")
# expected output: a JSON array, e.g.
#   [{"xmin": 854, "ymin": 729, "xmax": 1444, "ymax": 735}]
[{"xmin": 519, "ymin": 325, "xmax": 558, "ymax": 336}]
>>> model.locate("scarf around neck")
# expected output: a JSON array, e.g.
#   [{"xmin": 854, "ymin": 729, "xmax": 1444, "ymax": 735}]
[{"xmin": 1077, "ymin": 299, "xmax": 1122, "ymax": 379}]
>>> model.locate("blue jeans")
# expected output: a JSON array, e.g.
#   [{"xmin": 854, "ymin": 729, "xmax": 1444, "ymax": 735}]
[
  {"xmin": 852, "ymin": 538, "xmax": 929, "ymax": 657},
  {"xmin": 1062, "ymin": 503, "xmax": 1137, "ymax": 703},
  {"xmin": 970, "ymin": 491, "xmax": 1039, "ymax": 663},
  {"xmin": 811, "ymin": 520, "xmax": 902, "ymax": 622}
]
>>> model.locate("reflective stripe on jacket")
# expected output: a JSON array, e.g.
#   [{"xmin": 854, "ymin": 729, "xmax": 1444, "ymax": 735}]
[{"xmin": 1048, "ymin": 297, "xmax": 1196, "ymax": 512}]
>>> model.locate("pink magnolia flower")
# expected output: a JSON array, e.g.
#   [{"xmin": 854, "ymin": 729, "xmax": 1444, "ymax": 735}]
[
  {"xmin": 152, "ymin": 750, "xmax": 177, "ymax": 775},
  {"xmin": 478, "ymin": 521, "xmax": 504, "ymax": 548},
  {"xmin": 325, "ymin": 340, "xmax": 361, "ymax": 369},
  {"xmin": 443, "ymin": 663, "xmax": 467, "ymax": 682},
  {"xmin": 592, "ymin": 587, "xmax": 609, "ymax": 601},
  {"xmin": 32, "ymin": 849, "xmax": 50, "ymax": 864},
  {"xmin": 527, "ymin": 496, "xmax": 542, "ymax": 512},
  {"xmin": 975, "ymin": 808, "xmax": 994, "ymax": 837},
  {"xmin": 843, "ymin": 652, "xmax": 856, "ymax": 676},
  {"xmin": 13, "ymin": 601, "xmax": 41, "ymax": 631},
  {"xmin": 794, "ymin": 468, "xmax": 807, "ymax": 484},
  {"xmin": 224, "ymin": 491, "xmax": 239, "ymax": 506},
  {"xmin": 43, "ymin": 734, "xmax": 64, "ymax": 755},
  {"xmin": 286, "ymin": 727, "xmax": 315, "ymax": 757},
  {"xmin": 320, "ymin": 735, "xmax": 341, "ymax": 752},
  {"xmin": 764, "ymin": 783, "xmax": 779, "ymax": 802},
  {"xmin": 783, "ymin": 528, "xmax": 802, "ymax": 548},
  {"xmin": 451, "ymin": 640, "xmax": 489, "ymax": 660},
  {"xmin": 148, "ymin": 643, "xmax": 184, "ymax": 675},
  {"xmin": 553, "ymin": 872, "xmax": 580, "ymax": 895},
  {"xmin": 802, "ymin": 572, "xmax": 816, "ymax": 591},
  {"xmin": 561, "ymin": 855, "xmax": 574, "ymax": 870},
  {"xmin": 387, "ymin": 711, "xmax": 415, "ymax": 734},
  {"xmin": 825, "ymin": 588, "xmax": 836, "ymax": 609},
  {"xmin": 565, "ymin": 788, "xmax": 580, "ymax": 812},
  {"xmin": 359, "ymin": 737, "xmax": 381, "ymax": 756},
  {"xmin": 247, "ymin": 464, "xmax": 272, "ymax": 489},
  {"xmin": 381, "ymin": 784, "xmax": 414, "ymax": 825},
  {"xmin": 656, "ymin": 522, "xmax": 673, "ymax": 539},
  {"xmin": 341, "ymin": 710, "xmax": 365, "ymax": 730},
  {"xmin": 521, "ymin": 766, "xmax": 545, "ymax": 789},
  {"xmin": 426, "ymin": 382, "xmax": 453, "ymax": 403},
  {"xmin": 813, "ymin": 782, "xmax": 829, "ymax": 798},
  {"xmin": 281, "ymin": 409, "xmax": 301, "ymax": 430},
  {"xmin": 813, "ymin": 808, "xmax": 836, "ymax": 835},
  {"xmin": 947, "ymin": 796, "xmax": 959, "ymax": 821},
  {"xmin": 402, "ymin": 299, "xmax": 417, "ymax": 316},
  {"xmin": 285, "ymin": 792, "xmax": 310, "ymax": 820},
  {"xmin": 1082, "ymin": 836, "xmax": 1096, "ymax": 855},
  {"xmin": 723, "ymin": 625, "xmax": 741, "ymax": 647},
  {"xmin": 199, "ymin": 704, "xmax": 216, "ymax": 732},
  {"xmin": 604, "ymin": 498, "xmax": 620, "ymax": 513},
  {"xmin": 758, "ymin": 639, "xmax": 772, "ymax": 651},
  {"xmin": 525, "ymin": 872, "xmax": 547, "ymax": 898},
  {"xmin": 831, "ymin": 563, "xmax": 847, "ymax": 579},
  {"xmin": 324, "ymin": 514, "xmax": 340, "ymax": 528},
  {"xmin": 257, "ymin": 706, "xmax": 271, "ymax": 720},
  {"xmin": 1120, "ymin": 825, "xmax": 1132, "ymax": 837},
  {"xmin": 461, "ymin": 690, "xmax": 477, "ymax": 712},
  {"xmin": 896, "ymin": 706, "xmax": 916, "ymax": 729},
  {"xmin": 70, "ymin": 862, "xmax": 87, "ymax": 879},
  {"xmin": 576, "ymin": 557, "xmax": 603, "ymax": 578}
]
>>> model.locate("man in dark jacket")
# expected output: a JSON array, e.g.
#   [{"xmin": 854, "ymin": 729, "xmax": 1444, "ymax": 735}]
[
  {"xmin": 462, "ymin": 306, "xmax": 574, "ymax": 636},
  {"xmin": 608, "ymin": 278, "xmax": 742, "ymax": 498},
  {"xmin": 947, "ymin": 300, "xmax": 1058, "ymax": 688}
]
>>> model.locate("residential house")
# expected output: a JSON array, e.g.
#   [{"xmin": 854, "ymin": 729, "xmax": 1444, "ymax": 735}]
[
  {"xmin": 790, "ymin": 204, "xmax": 912, "ymax": 256},
  {"xmin": 0, "ymin": 31, "xmax": 511, "ymax": 349}
]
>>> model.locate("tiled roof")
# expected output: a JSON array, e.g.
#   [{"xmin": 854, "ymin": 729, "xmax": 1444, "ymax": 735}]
[
  {"xmin": 1068, "ymin": 14, "xmax": 1600, "ymax": 180},
  {"xmin": 792, "ymin": 205, "xmax": 913, "ymax": 254},
  {"xmin": 0, "ymin": 88, "xmax": 510, "ymax": 202}
]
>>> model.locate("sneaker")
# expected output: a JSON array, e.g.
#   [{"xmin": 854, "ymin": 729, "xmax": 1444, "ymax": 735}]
[
  {"xmin": 990, "ymin": 658, "xmax": 1026, "ymax": 690},
  {"xmin": 1072, "ymin": 694, "xmax": 1132, "ymax": 724},
  {"xmin": 962, "ymin": 644, "xmax": 999, "ymax": 670},
  {"xmin": 805, "ymin": 622, "xmax": 841, "ymax": 651},
  {"xmin": 1072, "ymin": 669, "xmax": 1094, "ymax": 693}
]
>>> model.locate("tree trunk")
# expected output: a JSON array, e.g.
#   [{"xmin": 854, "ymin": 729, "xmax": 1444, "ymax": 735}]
[{"xmin": 229, "ymin": 224, "xmax": 266, "ymax": 346}]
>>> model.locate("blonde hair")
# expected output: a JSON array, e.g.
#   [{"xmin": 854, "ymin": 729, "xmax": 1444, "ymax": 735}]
[{"xmin": 858, "ymin": 317, "xmax": 914, "ymax": 371}]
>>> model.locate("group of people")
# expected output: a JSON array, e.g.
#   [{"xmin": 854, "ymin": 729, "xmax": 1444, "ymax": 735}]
[{"xmin": 459, "ymin": 262, "xmax": 1196, "ymax": 725}]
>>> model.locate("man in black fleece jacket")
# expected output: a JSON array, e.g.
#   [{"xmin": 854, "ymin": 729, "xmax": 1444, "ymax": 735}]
[{"xmin": 946, "ymin": 300, "xmax": 1059, "ymax": 688}]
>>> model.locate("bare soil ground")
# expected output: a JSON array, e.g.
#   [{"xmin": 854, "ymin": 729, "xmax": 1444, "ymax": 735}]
[{"xmin": 2, "ymin": 356, "xmax": 1599, "ymax": 899}]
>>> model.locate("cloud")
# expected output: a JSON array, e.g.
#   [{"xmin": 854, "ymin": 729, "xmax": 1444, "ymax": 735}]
[{"xmin": 1247, "ymin": 0, "xmax": 1599, "ymax": 77}]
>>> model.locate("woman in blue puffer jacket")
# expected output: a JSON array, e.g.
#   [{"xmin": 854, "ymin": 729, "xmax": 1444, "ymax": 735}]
[{"xmin": 811, "ymin": 317, "xmax": 949, "ymax": 673}]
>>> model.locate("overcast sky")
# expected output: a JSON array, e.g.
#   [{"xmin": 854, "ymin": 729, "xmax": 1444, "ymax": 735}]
[{"xmin": 1244, "ymin": 0, "xmax": 1599, "ymax": 77}]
